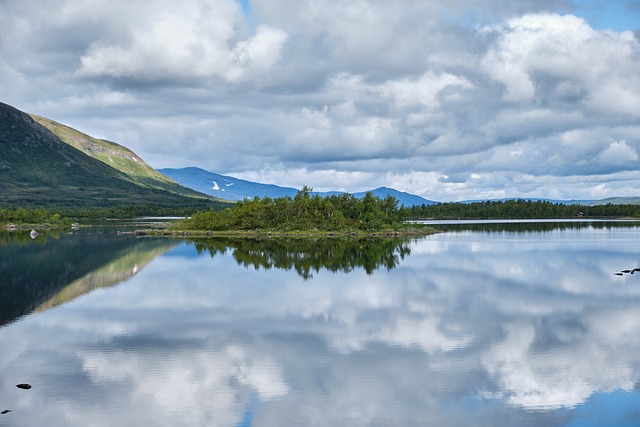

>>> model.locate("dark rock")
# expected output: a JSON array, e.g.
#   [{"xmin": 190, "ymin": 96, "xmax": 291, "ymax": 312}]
[
  {"xmin": 16, "ymin": 383, "xmax": 32, "ymax": 390},
  {"xmin": 614, "ymin": 273, "xmax": 624, "ymax": 276},
  {"xmin": 1, "ymin": 410, "xmax": 11, "ymax": 414}
]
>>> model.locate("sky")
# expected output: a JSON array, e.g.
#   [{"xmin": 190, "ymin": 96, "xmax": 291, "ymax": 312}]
[{"xmin": 1, "ymin": 0, "xmax": 639, "ymax": 201}]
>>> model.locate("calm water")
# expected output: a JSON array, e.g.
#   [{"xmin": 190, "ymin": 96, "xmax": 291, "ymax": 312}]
[{"xmin": 1, "ymin": 222, "xmax": 640, "ymax": 426}]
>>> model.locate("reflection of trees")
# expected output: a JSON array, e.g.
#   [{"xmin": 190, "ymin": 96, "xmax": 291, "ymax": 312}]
[
  {"xmin": 433, "ymin": 221, "xmax": 640, "ymax": 233},
  {"xmin": 189, "ymin": 237, "xmax": 412, "ymax": 279},
  {"xmin": 0, "ymin": 229, "xmax": 65, "ymax": 246}
]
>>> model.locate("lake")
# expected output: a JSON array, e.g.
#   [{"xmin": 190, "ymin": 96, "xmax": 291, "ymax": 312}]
[{"xmin": 1, "ymin": 221, "xmax": 640, "ymax": 426}]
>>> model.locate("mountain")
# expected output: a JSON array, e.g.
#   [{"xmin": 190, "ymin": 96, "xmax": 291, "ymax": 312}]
[
  {"xmin": 0, "ymin": 102, "xmax": 226, "ymax": 210},
  {"xmin": 158, "ymin": 167, "xmax": 299, "ymax": 201},
  {"xmin": 30, "ymin": 114, "xmax": 206, "ymax": 199},
  {"xmin": 458, "ymin": 197, "xmax": 640, "ymax": 206},
  {"xmin": 352, "ymin": 187, "xmax": 435, "ymax": 206},
  {"xmin": 159, "ymin": 167, "xmax": 438, "ymax": 206},
  {"xmin": 582, "ymin": 197, "xmax": 640, "ymax": 206},
  {"xmin": 458, "ymin": 197, "xmax": 591, "ymax": 205}
]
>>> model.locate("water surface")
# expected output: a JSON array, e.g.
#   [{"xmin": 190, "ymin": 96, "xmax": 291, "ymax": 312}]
[{"xmin": 1, "ymin": 222, "xmax": 639, "ymax": 426}]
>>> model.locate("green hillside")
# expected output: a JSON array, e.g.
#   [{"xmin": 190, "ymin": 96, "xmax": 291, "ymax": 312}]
[
  {"xmin": 0, "ymin": 102, "xmax": 227, "ymax": 212},
  {"xmin": 30, "ymin": 114, "xmax": 207, "ymax": 199}
]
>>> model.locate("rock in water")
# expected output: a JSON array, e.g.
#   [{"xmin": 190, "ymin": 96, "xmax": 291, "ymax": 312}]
[
  {"xmin": 16, "ymin": 383, "xmax": 32, "ymax": 390},
  {"xmin": 1, "ymin": 410, "xmax": 11, "ymax": 414}
]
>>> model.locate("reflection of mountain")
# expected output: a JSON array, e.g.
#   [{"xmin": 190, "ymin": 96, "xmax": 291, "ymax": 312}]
[
  {"xmin": 188, "ymin": 237, "xmax": 412, "ymax": 279},
  {"xmin": 34, "ymin": 242, "xmax": 174, "ymax": 313},
  {"xmin": 0, "ymin": 230, "xmax": 176, "ymax": 326}
]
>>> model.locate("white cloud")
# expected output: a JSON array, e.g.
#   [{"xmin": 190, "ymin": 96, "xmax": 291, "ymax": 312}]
[
  {"xmin": 482, "ymin": 13, "xmax": 640, "ymax": 111},
  {"xmin": 597, "ymin": 140, "xmax": 638, "ymax": 165},
  {"xmin": 1, "ymin": 1, "xmax": 640, "ymax": 200},
  {"xmin": 75, "ymin": 0, "xmax": 287, "ymax": 84}
]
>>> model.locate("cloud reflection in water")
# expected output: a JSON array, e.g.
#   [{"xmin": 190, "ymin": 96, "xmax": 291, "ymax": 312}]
[{"xmin": 1, "ymin": 225, "xmax": 639, "ymax": 426}]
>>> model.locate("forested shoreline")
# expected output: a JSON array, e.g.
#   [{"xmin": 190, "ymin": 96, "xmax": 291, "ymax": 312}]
[
  {"xmin": 406, "ymin": 199, "xmax": 640, "ymax": 219},
  {"xmin": 4, "ymin": 193, "xmax": 640, "ymax": 233},
  {"xmin": 1, "ymin": 207, "xmax": 69, "ymax": 227}
]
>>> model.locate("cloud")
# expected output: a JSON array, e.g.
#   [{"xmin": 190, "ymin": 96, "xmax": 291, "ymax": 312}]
[
  {"xmin": 596, "ymin": 140, "xmax": 638, "ymax": 166},
  {"xmin": 481, "ymin": 14, "xmax": 640, "ymax": 114},
  {"xmin": 1, "ymin": 1, "xmax": 640, "ymax": 200},
  {"xmin": 75, "ymin": 1, "xmax": 288, "ymax": 84}
]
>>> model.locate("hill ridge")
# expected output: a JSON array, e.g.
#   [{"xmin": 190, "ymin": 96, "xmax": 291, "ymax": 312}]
[
  {"xmin": 30, "ymin": 114, "xmax": 209, "ymax": 199},
  {"xmin": 0, "ymin": 102, "xmax": 225, "ymax": 211}
]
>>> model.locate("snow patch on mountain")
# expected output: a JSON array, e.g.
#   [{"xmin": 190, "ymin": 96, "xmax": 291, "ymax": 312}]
[{"xmin": 159, "ymin": 167, "xmax": 437, "ymax": 206}]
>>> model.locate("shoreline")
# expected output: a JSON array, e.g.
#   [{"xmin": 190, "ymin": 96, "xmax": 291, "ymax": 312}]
[{"xmin": 133, "ymin": 227, "xmax": 439, "ymax": 238}]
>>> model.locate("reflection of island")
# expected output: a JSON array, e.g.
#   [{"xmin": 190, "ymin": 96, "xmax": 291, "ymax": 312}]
[
  {"xmin": 0, "ymin": 230, "xmax": 176, "ymax": 326},
  {"xmin": 188, "ymin": 237, "xmax": 413, "ymax": 279}
]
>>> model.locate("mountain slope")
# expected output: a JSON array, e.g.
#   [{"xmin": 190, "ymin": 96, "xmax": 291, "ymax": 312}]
[
  {"xmin": 159, "ymin": 167, "xmax": 300, "ymax": 201},
  {"xmin": 354, "ymin": 187, "xmax": 435, "ymax": 206},
  {"xmin": 0, "ymin": 102, "xmax": 225, "ymax": 210},
  {"xmin": 160, "ymin": 167, "xmax": 437, "ymax": 206},
  {"xmin": 30, "ymin": 114, "xmax": 207, "ymax": 199}
]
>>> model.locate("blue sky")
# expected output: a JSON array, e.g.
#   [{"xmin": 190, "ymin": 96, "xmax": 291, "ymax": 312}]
[
  {"xmin": 1, "ymin": 0, "xmax": 639, "ymax": 201},
  {"xmin": 572, "ymin": 0, "xmax": 640, "ymax": 31}
]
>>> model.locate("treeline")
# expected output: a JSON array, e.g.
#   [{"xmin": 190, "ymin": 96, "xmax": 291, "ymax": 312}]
[
  {"xmin": 406, "ymin": 199, "xmax": 640, "ymax": 219},
  {"xmin": 65, "ymin": 204, "xmax": 222, "ymax": 219},
  {"xmin": 184, "ymin": 187, "xmax": 403, "ymax": 231},
  {"xmin": 0, "ymin": 207, "xmax": 68, "ymax": 225},
  {"xmin": 2, "ymin": 204, "xmax": 228, "ymax": 224},
  {"xmin": 7, "ymin": 196, "xmax": 640, "ymax": 228}
]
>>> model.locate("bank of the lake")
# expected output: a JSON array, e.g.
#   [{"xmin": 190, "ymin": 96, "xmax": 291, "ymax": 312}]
[{"xmin": 133, "ymin": 225, "xmax": 439, "ymax": 238}]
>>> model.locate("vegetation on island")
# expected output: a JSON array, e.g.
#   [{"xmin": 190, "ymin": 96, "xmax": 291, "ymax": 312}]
[{"xmin": 181, "ymin": 186, "xmax": 411, "ymax": 233}]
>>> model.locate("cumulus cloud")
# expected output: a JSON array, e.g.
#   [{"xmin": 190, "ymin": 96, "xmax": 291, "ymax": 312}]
[
  {"xmin": 481, "ymin": 14, "xmax": 640, "ymax": 114},
  {"xmin": 75, "ymin": 1, "xmax": 288, "ymax": 84},
  {"xmin": 1, "ymin": 0, "xmax": 640, "ymax": 200}
]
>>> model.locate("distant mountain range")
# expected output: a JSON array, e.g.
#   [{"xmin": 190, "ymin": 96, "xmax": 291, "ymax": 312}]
[
  {"xmin": 454, "ymin": 197, "xmax": 640, "ymax": 206},
  {"xmin": 0, "ymin": 101, "xmax": 225, "ymax": 210},
  {"xmin": 160, "ymin": 167, "xmax": 640, "ymax": 207},
  {"xmin": 159, "ymin": 167, "xmax": 438, "ymax": 207}
]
